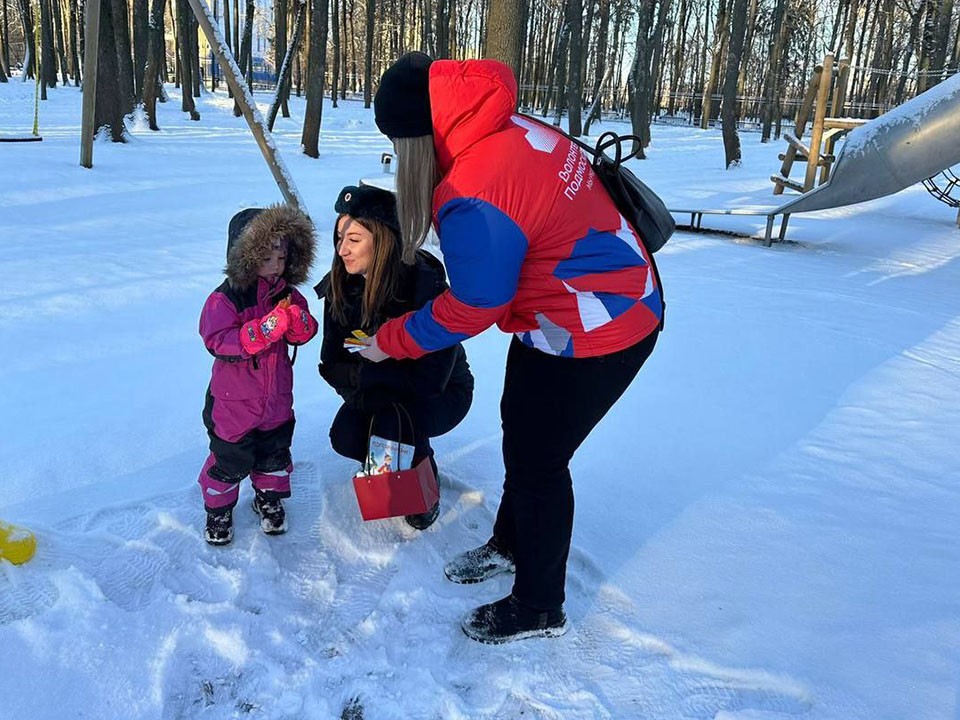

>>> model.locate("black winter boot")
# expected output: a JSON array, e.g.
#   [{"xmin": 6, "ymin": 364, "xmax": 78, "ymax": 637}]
[
  {"xmin": 444, "ymin": 538, "xmax": 515, "ymax": 584},
  {"xmin": 405, "ymin": 455, "xmax": 440, "ymax": 531},
  {"xmin": 461, "ymin": 594, "xmax": 568, "ymax": 644},
  {"xmin": 252, "ymin": 492, "xmax": 287, "ymax": 535},
  {"xmin": 205, "ymin": 508, "xmax": 234, "ymax": 546}
]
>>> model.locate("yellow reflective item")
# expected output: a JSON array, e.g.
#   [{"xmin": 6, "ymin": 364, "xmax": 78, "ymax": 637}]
[{"xmin": 0, "ymin": 521, "xmax": 37, "ymax": 565}]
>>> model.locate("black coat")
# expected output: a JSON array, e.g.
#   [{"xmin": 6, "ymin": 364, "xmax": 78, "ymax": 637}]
[{"xmin": 314, "ymin": 251, "xmax": 474, "ymax": 413}]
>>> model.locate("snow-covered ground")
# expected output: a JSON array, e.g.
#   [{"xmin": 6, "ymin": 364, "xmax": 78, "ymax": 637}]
[{"xmin": 1, "ymin": 79, "xmax": 958, "ymax": 720}]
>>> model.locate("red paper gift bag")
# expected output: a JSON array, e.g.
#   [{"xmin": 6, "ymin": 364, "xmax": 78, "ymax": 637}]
[{"xmin": 352, "ymin": 456, "xmax": 439, "ymax": 521}]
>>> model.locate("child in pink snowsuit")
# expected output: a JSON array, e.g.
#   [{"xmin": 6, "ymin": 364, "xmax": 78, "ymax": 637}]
[{"xmin": 198, "ymin": 205, "xmax": 318, "ymax": 545}]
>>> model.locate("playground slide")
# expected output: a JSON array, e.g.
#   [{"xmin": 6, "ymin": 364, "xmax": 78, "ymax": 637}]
[{"xmin": 777, "ymin": 72, "xmax": 960, "ymax": 215}]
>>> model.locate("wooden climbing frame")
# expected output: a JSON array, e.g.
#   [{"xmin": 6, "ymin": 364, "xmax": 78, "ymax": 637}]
[{"xmin": 772, "ymin": 54, "xmax": 868, "ymax": 196}]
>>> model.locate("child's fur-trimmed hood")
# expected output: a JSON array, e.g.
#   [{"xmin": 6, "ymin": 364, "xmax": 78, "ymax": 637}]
[{"xmin": 225, "ymin": 204, "xmax": 315, "ymax": 289}]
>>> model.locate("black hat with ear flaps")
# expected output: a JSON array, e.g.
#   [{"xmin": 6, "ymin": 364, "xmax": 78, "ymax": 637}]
[{"xmin": 334, "ymin": 185, "xmax": 401, "ymax": 237}]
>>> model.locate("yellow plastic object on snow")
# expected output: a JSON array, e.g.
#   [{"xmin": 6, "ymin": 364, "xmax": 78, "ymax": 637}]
[{"xmin": 0, "ymin": 521, "xmax": 37, "ymax": 565}]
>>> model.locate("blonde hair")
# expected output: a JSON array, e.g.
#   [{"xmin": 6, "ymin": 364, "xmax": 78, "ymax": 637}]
[
  {"xmin": 393, "ymin": 135, "xmax": 440, "ymax": 264},
  {"xmin": 328, "ymin": 217, "xmax": 401, "ymax": 328}
]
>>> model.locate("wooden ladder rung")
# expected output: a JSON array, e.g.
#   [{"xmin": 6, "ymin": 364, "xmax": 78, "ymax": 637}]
[
  {"xmin": 823, "ymin": 117, "xmax": 868, "ymax": 130},
  {"xmin": 771, "ymin": 174, "xmax": 806, "ymax": 193},
  {"xmin": 783, "ymin": 131, "xmax": 811, "ymax": 157}
]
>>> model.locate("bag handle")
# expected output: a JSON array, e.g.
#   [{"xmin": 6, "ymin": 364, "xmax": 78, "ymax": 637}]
[
  {"xmin": 595, "ymin": 131, "xmax": 643, "ymax": 166},
  {"xmin": 517, "ymin": 112, "xmax": 642, "ymax": 168},
  {"xmin": 365, "ymin": 402, "xmax": 417, "ymax": 452}
]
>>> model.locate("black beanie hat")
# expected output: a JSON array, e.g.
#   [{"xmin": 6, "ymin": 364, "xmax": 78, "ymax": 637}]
[
  {"xmin": 334, "ymin": 185, "xmax": 401, "ymax": 236},
  {"xmin": 374, "ymin": 52, "xmax": 434, "ymax": 138}
]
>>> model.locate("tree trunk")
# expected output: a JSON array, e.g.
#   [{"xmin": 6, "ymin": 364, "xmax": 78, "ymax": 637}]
[
  {"xmin": 340, "ymin": 0, "xmax": 347, "ymax": 96},
  {"xmin": 111, "ymin": 0, "xmax": 135, "ymax": 112},
  {"xmin": 234, "ymin": 0, "xmax": 253, "ymax": 114},
  {"xmin": 582, "ymin": 0, "xmax": 609, "ymax": 134},
  {"xmin": 435, "ymin": 0, "xmax": 449, "ymax": 58},
  {"xmin": 721, "ymin": 0, "xmax": 748, "ymax": 167},
  {"xmin": 930, "ymin": 0, "xmax": 953, "ymax": 80},
  {"xmin": 627, "ymin": 0, "xmax": 654, "ymax": 156},
  {"xmin": 275, "ymin": 0, "xmax": 288, "ymax": 116},
  {"xmin": 189, "ymin": 0, "xmax": 199, "ymax": 96},
  {"xmin": 95, "ymin": 0, "xmax": 126, "ymax": 140},
  {"xmin": 1, "ymin": 0, "xmax": 10, "ymax": 79},
  {"xmin": 565, "ymin": 0, "xmax": 582, "ymax": 135},
  {"xmin": 485, "ymin": 0, "xmax": 523, "ymax": 80},
  {"xmin": 17, "ymin": 0, "xmax": 35, "ymax": 78},
  {"xmin": 668, "ymin": 0, "xmax": 688, "ymax": 116},
  {"xmin": 52, "ymin": 0, "xmax": 71, "ymax": 84},
  {"xmin": 268, "ymin": 0, "xmax": 305, "ymax": 129},
  {"xmin": 176, "ymin": 0, "xmax": 198, "ymax": 118},
  {"xmin": 301, "ymin": 0, "xmax": 329, "ymax": 157},
  {"xmin": 648, "ymin": 0, "xmax": 672, "ymax": 129},
  {"xmin": 331, "ymin": 0, "xmax": 339, "ymax": 104},
  {"xmin": 916, "ymin": 0, "xmax": 937, "ymax": 93},
  {"xmin": 363, "ymin": 0, "xmax": 373, "ymax": 107},
  {"xmin": 700, "ymin": 0, "xmax": 728, "ymax": 129},
  {"xmin": 142, "ymin": 0, "xmax": 166, "ymax": 128},
  {"xmin": 69, "ymin": 0, "xmax": 80, "ymax": 83},
  {"xmin": 760, "ymin": 0, "xmax": 787, "ymax": 141},
  {"xmin": 132, "ymin": 0, "xmax": 148, "ymax": 98},
  {"xmin": 39, "ymin": 0, "xmax": 57, "ymax": 89}
]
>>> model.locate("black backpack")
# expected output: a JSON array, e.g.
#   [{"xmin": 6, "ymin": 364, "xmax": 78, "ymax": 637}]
[{"xmin": 519, "ymin": 114, "xmax": 675, "ymax": 254}]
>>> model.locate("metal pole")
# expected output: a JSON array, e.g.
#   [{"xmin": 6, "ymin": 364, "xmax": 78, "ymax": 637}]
[
  {"xmin": 184, "ymin": 0, "xmax": 306, "ymax": 212},
  {"xmin": 79, "ymin": 0, "xmax": 101, "ymax": 168}
]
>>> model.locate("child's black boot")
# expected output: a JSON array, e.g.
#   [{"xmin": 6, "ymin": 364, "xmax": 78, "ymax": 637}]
[
  {"xmin": 252, "ymin": 491, "xmax": 287, "ymax": 535},
  {"xmin": 205, "ymin": 508, "xmax": 234, "ymax": 546}
]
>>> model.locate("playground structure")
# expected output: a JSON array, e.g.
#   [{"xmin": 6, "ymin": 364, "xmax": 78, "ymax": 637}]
[
  {"xmin": 674, "ymin": 57, "xmax": 960, "ymax": 245},
  {"xmin": 923, "ymin": 169, "xmax": 960, "ymax": 227},
  {"xmin": 771, "ymin": 54, "xmax": 867, "ymax": 196}
]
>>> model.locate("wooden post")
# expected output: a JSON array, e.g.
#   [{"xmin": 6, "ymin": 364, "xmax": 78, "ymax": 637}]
[
  {"xmin": 804, "ymin": 53, "xmax": 834, "ymax": 192},
  {"xmin": 773, "ymin": 62, "xmax": 821, "ymax": 195},
  {"xmin": 79, "ymin": 0, "xmax": 101, "ymax": 168},
  {"xmin": 184, "ymin": 0, "xmax": 306, "ymax": 212},
  {"xmin": 821, "ymin": 58, "xmax": 851, "ymax": 185},
  {"xmin": 830, "ymin": 57, "xmax": 850, "ymax": 120}
]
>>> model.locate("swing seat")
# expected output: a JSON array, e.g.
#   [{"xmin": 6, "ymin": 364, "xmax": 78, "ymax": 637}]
[{"xmin": 0, "ymin": 136, "xmax": 43, "ymax": 142}]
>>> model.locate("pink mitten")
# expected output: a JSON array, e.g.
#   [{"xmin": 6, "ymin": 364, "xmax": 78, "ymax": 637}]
[
  {"xmin": 285, "ymin": 303, "xmax": 318, "ymax": 344},
  {"xmin": 240, "ymin": 305, "xmax": 290, "ymax": 355}
]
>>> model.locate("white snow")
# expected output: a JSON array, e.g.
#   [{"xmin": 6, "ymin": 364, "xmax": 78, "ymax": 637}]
[{"xmin": 1, "ymin": 79, "xmax": 958, "ymax": 720}]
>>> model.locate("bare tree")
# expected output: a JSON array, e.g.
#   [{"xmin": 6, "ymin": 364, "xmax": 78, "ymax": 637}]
[
  {"xmin": 363, "ymin": 0, "xmax": 373, "ymax": 106},
  {"xmin": 176, "ymin": 0, "xmax": 199, "ymax": 118},
  {"xmin": 720, "ymin": 0, "xmax": 748, "ymax": 166},
  {"xmin": 331, "ymin": 0, "xmax": 340, "ymax": 104},
  {"xmin": 95, "ymin": 0, "xmax": 127, "ymax": 140},
  {"xmin": 302, "ymin": 0, "xmax": 330, "ymax": 157},
  {"xmin": 142, "ymin": 0, "xmax": 167, "ymax": 128},
  {"xmin": 566, "ymin": 0, "xmax": 583, "ymax": 135}
]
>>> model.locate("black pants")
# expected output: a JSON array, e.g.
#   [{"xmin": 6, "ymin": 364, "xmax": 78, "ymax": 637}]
[
  {"xmin": 329, "ymin": 385, "xmax": 473, "ymax": 467},
  {"xmin": 493, "ymin": 331, "xmax": 659, "ymax": 610}
]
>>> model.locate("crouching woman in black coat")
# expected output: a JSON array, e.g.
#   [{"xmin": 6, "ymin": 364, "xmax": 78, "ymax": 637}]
[{"xmin": 315, "ymin": 185, "xmax": 474, "ymax": 530}]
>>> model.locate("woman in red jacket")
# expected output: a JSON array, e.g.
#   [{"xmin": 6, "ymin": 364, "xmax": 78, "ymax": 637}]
[{"xmin": 361, "ymin": 53, "xmax": 662, "ymax": 643}]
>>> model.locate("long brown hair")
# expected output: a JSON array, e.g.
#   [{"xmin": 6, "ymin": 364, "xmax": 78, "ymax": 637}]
[
  {"xmin": 393, "ymin": 135, "xmax": 440, "ymax": 264},
  {"xmin": 327, "ymin": 216, "xmax": 402, "ymax": 329}
]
